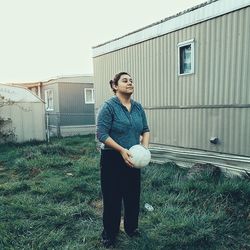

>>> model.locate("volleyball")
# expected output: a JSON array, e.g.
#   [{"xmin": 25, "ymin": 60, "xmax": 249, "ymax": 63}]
[{"xmin": 129, "ymin": 144, "xmax": 151, "ymax": 168}]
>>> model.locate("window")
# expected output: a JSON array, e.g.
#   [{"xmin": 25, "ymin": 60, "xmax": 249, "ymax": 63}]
[
  {"xmin": 84, "ymin": 88, "xmax": 95, "ymax": 104},
  {"xmin": 44, "ymin": 89, "xmax": 54, "ymax": 111},
  {"xmin": 178, "ymin": 39, "xmax": 195, "ymax": 75}
]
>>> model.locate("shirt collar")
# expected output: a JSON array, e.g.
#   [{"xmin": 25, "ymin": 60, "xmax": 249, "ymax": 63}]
[
  {"xmin": 113, "ymin": 95, "xmax": 134, "ymax": 105},
  {"xmin": 112, "ymin": 95, "xmax": 135, "ymax": 110}
]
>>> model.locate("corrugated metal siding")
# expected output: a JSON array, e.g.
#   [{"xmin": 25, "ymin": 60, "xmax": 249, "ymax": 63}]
[
  {"xmin": 1, "ymin": 103, "xmax": 46, "ymax": 142},
  {"xmin": 59, "ymin": 83, "xmax": 95, "ymax": 125},
  {"xmin": 147, "ymin": 108, "xmax": 250, "ymax": 156},
  {"xmin": 93, "ymin": 7, "xmax": 250, "ymax": 156}
]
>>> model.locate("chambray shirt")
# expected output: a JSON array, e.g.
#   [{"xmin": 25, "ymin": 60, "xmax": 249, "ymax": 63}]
[{"xmin": 97, "ymin": 96, "xmax": 150, "ymax": 150}]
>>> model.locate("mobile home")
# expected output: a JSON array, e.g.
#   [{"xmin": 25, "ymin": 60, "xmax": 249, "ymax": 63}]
[
  {"xmin": 92, "ymin": 0, "xmax": 250, "ymax": 173},
  {"xmin": 42, "ymin": 75, "xmax": 95, "ymax": 137}
]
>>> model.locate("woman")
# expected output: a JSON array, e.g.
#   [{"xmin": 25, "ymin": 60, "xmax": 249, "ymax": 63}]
[{"xmin": 97, "ymin": 72, "xmax": 150, "ymax": 248}]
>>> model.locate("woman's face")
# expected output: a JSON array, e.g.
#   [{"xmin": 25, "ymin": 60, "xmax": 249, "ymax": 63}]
[{"xmin": 113, "ymin": 74, "xmax": 134, "ymax": 95}]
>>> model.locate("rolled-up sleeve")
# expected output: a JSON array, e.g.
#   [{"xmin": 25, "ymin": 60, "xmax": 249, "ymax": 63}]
[
  {"xmin": 141, "ymin": 106, "xmax": 150, "ymax": 134},
  {"xmin": 96, "ymin": 103, "xmax": 113, "ymax": 143}
]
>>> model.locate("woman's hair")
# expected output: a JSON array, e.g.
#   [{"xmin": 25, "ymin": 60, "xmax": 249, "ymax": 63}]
[{"xmin": 109, "ymin": 72, "xmax": 130, "ymax": 94}]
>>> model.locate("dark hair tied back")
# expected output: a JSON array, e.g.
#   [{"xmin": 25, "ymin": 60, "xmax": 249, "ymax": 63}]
[
  {"xmin": 109, "ymin": 80, "xmax": 114, "ymax": 93},
  {"xmin": 109, "ymin": 72, "xmax": 130, "ymax": 94}
]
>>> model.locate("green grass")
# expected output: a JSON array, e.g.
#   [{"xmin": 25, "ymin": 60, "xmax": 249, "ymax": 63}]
[{"xmin": 0, "ymin": 135, "xmax": 249, "ymax": 249}]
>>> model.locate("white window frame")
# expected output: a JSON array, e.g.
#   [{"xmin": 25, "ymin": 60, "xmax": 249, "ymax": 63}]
[
  {"xmin": 84, "ymin": 88, "xmax": 95, "ymax": 104},
  {"xmin": 44, "ymin": 89, "xmax": 54, "ymax": 111},
  {"xmin": 177, "ymin": 39, "xmax": 195, "ymax": 76}
]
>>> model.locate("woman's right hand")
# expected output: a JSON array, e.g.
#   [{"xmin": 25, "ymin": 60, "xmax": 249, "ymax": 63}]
[
  {"xmin": 120, "ymin": 148, "xmax": 134, "ymax": 168},
  {"xmin": 102, "ymin": 137, "xmax": 134, "ymax": 167}
]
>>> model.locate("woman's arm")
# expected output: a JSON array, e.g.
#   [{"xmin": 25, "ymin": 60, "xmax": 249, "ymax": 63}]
[
  {"xmin": 140, "ymin": 104, "xmax": 150, "ymax": 148},
  {"xmin": 141, "ymin": 131, "xmax": 150, "ymax": 148},
  {"xmin": 104, "ymin": 137, "xmax": 134, "ymax": 167}
]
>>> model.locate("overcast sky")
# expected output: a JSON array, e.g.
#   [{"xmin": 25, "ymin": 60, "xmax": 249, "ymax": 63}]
[{"xmin": 0, "ymin": 0, "xmax": 206, "ymax": 83}]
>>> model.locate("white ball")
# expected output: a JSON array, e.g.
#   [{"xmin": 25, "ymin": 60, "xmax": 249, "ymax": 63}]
[{"xmin": 129, "ymin": 144, "xmax": 151, "ymax": 168}]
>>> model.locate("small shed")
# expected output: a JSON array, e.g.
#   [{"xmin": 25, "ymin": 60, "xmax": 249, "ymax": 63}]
[{"xmin": 0, "ymin": 83, "xmax": 46, "ymax": 143}]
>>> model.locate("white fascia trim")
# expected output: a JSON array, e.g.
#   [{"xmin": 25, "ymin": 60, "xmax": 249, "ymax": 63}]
[
  {"xmin": 93, "ymin": 0, "xmax": 250, "ymax": 57},
  {"xmin": 177, "ymin": 39, "xmax": 195, "ymax": 47}
]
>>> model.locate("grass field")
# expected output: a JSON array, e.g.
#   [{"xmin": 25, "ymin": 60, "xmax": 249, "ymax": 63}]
[{"xmin": 0, "ymin": 135, "xmax": 249, "ymax": 249}]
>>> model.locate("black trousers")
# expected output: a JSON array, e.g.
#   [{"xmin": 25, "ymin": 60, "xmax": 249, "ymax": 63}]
[{"xmin": 100, "ymin": 149, "xmax": 141, "ymax": 239}]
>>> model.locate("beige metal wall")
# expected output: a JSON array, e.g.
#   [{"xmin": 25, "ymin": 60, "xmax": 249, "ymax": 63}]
[
  {"xmin": 1, "ymin": 103, "xmax": 46, "ymax": 142},
  {"xmin": 93, "ymin": 7, "xmax": 250, "ymax": 157}
]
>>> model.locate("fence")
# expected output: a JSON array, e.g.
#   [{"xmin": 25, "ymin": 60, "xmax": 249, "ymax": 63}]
[{"xmin": 45, "ymin": 112, "xmax": 95, "ymax": 138}]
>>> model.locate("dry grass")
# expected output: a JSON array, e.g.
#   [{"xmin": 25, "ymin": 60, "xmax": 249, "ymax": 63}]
[{"xmin": 0, "ymin": 135, "xmax": 249, "ymax": 249}]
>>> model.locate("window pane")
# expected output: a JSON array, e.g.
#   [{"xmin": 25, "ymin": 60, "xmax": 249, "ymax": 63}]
[
  {"xmin": 45, "ymin": 90, "xmax": 53, "ymax": 110},
  {"xmin": 85, "ymin": 89, "xmax": 94, "ymax": 103},
  {"xmin": 180, "ymin": 44, "xmax": 192, "ymax": 74},
  {"xmin": 86, "ymin": 90, "xmax": 92, "ymax": 102}
]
